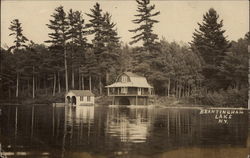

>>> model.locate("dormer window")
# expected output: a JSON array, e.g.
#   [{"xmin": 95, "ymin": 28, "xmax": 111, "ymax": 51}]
[{"xmin": 121, "ymin": 75, "xmax": 127, "ymax": 82}]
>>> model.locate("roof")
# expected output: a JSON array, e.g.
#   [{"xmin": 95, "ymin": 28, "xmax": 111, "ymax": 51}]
[
  {"xmin": 66, "ymin": 90, "xmax": 94, "ymax": 96},
  {"xmin": 123, "ymin": 72, "xmax": 142, "ymax": 78},
  {"xmin": 106, "ymin": 72, "xmax": 153, "ymax": 88}
]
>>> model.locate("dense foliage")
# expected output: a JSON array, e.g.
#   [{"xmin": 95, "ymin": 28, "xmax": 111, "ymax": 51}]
[
  {"xmin": 129, "ymin": 0, "xmax": 160, "ymax": 51},
  {"xmin": 0, "ymin": 1, "xmax": 248, "ymax": 107},
  {"xmin": 190, "ymin": 8, "xmax": 231, "ymax": 91}
]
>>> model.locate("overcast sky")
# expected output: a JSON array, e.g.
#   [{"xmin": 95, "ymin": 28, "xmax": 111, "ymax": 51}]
[{"xmin": 1, "ymin": 0, "xmax": 249, "ymax": 48}]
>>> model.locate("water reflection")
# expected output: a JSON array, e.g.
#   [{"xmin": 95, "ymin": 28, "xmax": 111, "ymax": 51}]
[
  {"xmin": 106, "ymin": 107, "xmax": 153, "ymax": 143},
  {"xmin": 0, "ymin": 104, "xmax": 249, "ymax": 158}
]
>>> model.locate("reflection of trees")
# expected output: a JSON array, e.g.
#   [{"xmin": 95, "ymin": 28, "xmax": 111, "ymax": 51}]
[
  {"xmin": 64, "ymin": 106, "xmax": 95, "ymax": 147},
  {"xmin": 146, "ymin": 109, "xmax": 248, "ymax": 155},
  {"xmin": 0, "ymin": 105, "xmax": 248, "ymax": 157}
]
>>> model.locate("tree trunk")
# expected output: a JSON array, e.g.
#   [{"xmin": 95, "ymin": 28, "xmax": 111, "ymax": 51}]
[
  {"xmin": 78, "ymin": 68, "xmax": 81, "ymax": 90},
  {"xmin": 99, "ymin": 76, "xmax": 102, "ymax": 95},
  {"xmin": 64, "ymin": 46, "xmax": 68, "ymax": 92},
  {"xmin": 106, "ymin": 72, "xmax": 109, "ymax": 85},
  {"xmin": 37, "ymin": 74, "xmax": 40, "ymax": 90},
  {"xmin": 89, "ymin": 76, "xmax": 92, "ymax": 91},
  {"xmin": 168, "ymin": 77, "xmax": 171, "ymax": 97},
  {"xmin": 178, "ymin": 83, "xmax": 182, "ymax": 98},
  {"xmin": 184, "ymin": 82, "xmax": 187, "ymax": 97},
  {"xmin": 36, "ymin": 76, "xmax": 38, "ymax": 91},
  {"xmin": 58, "ymin": 71, "xmax": 61, "ymax": 93},
  {"xmin": 53, "ymin": 73, "xmax": 56, "ymax": 96},
  {"xmin": 44, "ymin": 75, "xmax": 47, "ymax": 95},
  {"xmin": 81, "ymin": 75, "xmax": 84, "ymax": 90},
  {"xmin": 186, "ymin": 83, "xmax": 188, "ymax": 97},
  {"xmin": 27, "ymin": 79, "xmax": 30, "ymax": 97},
  {"xmin": 16, "ymin": 72, "xmax": 19, "ymax": 98},
  {"xmin": 72, "ymin": 69, "xmax": 75, "ymax": 89},
  {"xmin": 32, "ymin": 66, "xmax": 35, "ymax": 99},
  {"xmin": 175, "ymin": 80, "xmax": 178, "ymax": 98},
  {"xmin": 165, "ymin": 83, "xmax": 168, "ymax": 96},
  {"xmin": 188, "ymin": 84, "xmax": 191, "ymax": 97},
  {"xmin": 194, "ymin": 85, "xmax": 197, "ymax": 105},
  {"xmin": 9, "ymin": 85, "xmax": 11, "ymax": 99}
]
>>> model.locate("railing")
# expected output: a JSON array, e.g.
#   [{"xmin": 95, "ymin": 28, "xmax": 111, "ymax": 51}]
[
  {"xmin": 108, "ymin": 91, "xmax": 152, "ymax": 96},
  {"xmin": 107, "ymin": 87, "xmax": 154, "ymax": 96}
]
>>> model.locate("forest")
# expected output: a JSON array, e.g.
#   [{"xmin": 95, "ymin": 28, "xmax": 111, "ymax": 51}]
[{"xmin": 0, "ymin": 0, "xmax": 249, "ymax": 107}]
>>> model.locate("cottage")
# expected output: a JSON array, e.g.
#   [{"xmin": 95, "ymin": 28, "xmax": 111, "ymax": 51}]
[
  {"xmin": 65, "ymin": 90, "xmax": 95, "ymax": 106},
  {"xmin": 106, "ymin": 72, "xmax": 154, "ymax": 105}
]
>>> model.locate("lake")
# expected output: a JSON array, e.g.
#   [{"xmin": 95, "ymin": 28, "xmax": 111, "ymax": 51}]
[{"xmin": 0, "ymin": 104, "xmax": 249, "ymax": 158}]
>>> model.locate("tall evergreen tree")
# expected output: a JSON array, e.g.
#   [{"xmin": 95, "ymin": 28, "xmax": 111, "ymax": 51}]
[
  {"xmin": 8, "ymin": 19, "xmax": 29, "ymax": 98},
  {"xmin": 68, "ymin": 9, "xmax": 89, "ymax": 89},
  {"xmin": 86, "ymin": 3, "xmax": 121, "ymax": 94},
  {"xmin": 86, "ymin": 3, "xmax": 105, "ymax": 55},
  {"xmin": 46, "ymin": 6, "xmax": 70, "ymax": 92},
  {"xmin": 86, "ymin": 3, "xmax": 105, "ymax": 94},
  {"xmin": 24, "ymin": 41, "xmax": 43, "ymax": 98},
  {"xmin": 129, "ymin": 0, "xmax": 160, "ymax": 51},
  {"xmin": 190, "ymin": 8, "xmax": 231, "ymax": 90},
  {"xmin": 101, "ymin": 12, "xmax": 121, "ymax": 85},
  {"xmin": 102, "ymin": 12, "xmax": 120, "ymax": 50},
  {"xmin": 221, "ymin": 34, "xmax": 248, "ymax": 90},
  {"xmin": 8, "ymin": 19, "xmax": 29, "ymax": 51}
]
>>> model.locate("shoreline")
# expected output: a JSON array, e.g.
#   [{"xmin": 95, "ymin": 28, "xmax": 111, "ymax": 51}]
[
  {"xmin": 0, "ymin": 96, "xmax": 248, "ymax": 110},
  {"xmin": 1, "ymin": 103, "xmax": 248, "ymax": 111},
  {"xmin": 108, "ymin": 104, "xmax": 249, "ymax": 110}
]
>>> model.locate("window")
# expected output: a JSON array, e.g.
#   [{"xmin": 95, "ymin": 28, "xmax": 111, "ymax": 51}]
[
  {"xmin": 121, "ymin": 87, "xmax": 128, "ymax": 94},
  {"xmin": 121, "ymin": 76, "xmax": 127, "ymax": 82},
  {"xmin": 87, "ymin": 96, "xmax": 91, "ymax": 102},
  {"xmin": 80, "ymin": 96, "xmax": 83, "ymax": 101}
]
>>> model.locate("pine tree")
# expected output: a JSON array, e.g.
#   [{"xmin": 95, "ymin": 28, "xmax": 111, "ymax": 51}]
[
  {"xmin": 24, "ymin": 41, "xmax": 43, "ymax": 98},
  {"xmin": 8, "ymin": 19, "xmax": 29, "ymax": 51},
  {"xmin": 86, "ymin": 3, "xmax": 121, "ymax": 94},
  {"xmin": 245, "ymin": 32, "xmax": 250, "ymax": 43},
  {"xmin": 190, "ymin": 8, "xmax": 231, "ymax": 90},
  {"xmin": 129, "ymin": 0, "xmax": 160, "ymax": 51},
  {"xmin": 8, "ymin": 19, "xmax": 29, "ymax": 98},
  {"xmin": 86, "ymin": 3, "xmax": 105, "ymax": 94},
  {"xmin": 86, "ymin": 3, "xmax": 105, "ymax": 55},
  {"xmin": 101, "ymin": 12, "xmax": 121, "ymax": 85},
  {"xmin": 46, "ymin": 6, "xmax": 70, "ymax": 92},
  {"xmin": 221, "ymin": 34, "xmax": 248, "ymax": 90},
  {"xmin": 102, "ymin": 12, "xmax": 120, "ymax": 50},
  {"xmin": 68, "ymin": 9, "xmax": 89, "ymax": 89}
]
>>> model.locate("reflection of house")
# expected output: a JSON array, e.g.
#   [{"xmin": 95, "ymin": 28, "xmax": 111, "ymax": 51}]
[
  {"xmin": 106, "ymin": 72, "xmax": 154, "ymax": 105},
  {"xmin": 65, "ymin": 90, "xmax": 95, "ymax": 106},
  {"xmin": 106, "ymin": 107, "xmax": 151, "ymax": 143}
]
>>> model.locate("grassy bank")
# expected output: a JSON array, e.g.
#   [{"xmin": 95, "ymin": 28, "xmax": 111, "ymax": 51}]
[
  {"xmin": 153, "ymin": 96, "xmax": 196, "ymax": 107},
  {"xmin": 0, "ymin": 93, "xmax": 65, "ymax": 105}
]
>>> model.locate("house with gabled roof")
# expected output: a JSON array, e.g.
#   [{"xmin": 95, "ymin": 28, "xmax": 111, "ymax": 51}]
[
  {"xmin": 65, "ymin": 90, "xmax": 95, "ymax": 106},
  {"xmin": 105, "ymin": 72, "xmax": 154, "ymax": 105}
]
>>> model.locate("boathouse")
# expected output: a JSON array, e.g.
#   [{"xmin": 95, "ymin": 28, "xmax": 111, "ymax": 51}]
[
  {"xmin": 65, "ymin": 90, "xmax": 95, "ymax": 106},
  {"xmin": 105, "ymin": 72, "xmax": 154, "ymax": 105}
]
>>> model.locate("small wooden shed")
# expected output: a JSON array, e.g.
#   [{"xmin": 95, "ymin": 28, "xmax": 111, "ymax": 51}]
[{"xmin": 65, "ymin": 90, "xmax": 95, "ymax": 106}]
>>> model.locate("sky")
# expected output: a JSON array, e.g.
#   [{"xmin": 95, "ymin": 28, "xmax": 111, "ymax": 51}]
[{"xmin": 1, "ymin": 0, "xmax": 249, "ymax": 48}]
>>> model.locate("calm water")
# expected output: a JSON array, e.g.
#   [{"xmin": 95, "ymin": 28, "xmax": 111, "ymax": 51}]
[{"xmin": 0, "ymin": 104, "xmax": 249, "ymax": 158}]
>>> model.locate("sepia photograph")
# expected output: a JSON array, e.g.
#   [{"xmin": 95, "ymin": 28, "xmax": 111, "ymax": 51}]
[{"xmin": 0, "ymin": 0, "xmax": 249, "ymax": 157}]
